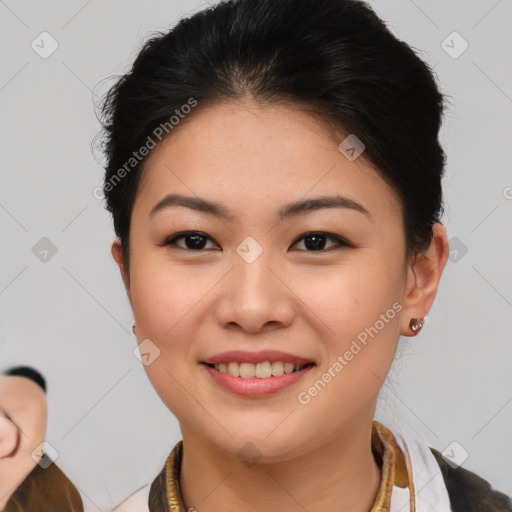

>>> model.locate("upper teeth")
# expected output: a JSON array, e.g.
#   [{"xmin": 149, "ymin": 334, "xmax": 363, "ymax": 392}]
[{"xmin": 213, "ymin": 361, "xmax": 307, "ymax": 378}]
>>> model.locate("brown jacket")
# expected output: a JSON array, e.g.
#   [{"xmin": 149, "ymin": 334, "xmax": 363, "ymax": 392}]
[
  {"xmin": 430, "ymin": 448, "xmax": 512, "ymax": 511},
  {"xmin": 3, "ymin": 454, "xmax": 83, "ymax": 512}
]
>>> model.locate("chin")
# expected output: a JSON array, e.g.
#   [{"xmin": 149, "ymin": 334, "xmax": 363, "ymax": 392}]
[{"xmin": 196, "ymin": 421, "xmax": 316, "ymax": 464}]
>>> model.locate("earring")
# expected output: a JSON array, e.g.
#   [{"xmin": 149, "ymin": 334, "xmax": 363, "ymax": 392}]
[
  {"xmin": 409, "ymin": 317, "xmax": 424, "ymax": 334},
  {"xmin": 132, "ymin": 323, "xmax": 136, "ymax": 335}
]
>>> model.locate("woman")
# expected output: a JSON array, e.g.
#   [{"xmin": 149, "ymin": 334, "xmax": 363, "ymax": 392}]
[{"xmin": 98, "ymin": 0, "xmax": 512, "ymax": 510}]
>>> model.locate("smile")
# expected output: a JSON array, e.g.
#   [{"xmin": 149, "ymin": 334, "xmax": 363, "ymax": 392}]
[
  {"xmin": 206, "ymin": 361, "xmax": 313, "ymax": 378},
  {"xmin": 201, "ymin": 361, "xmax": 315, "ymax": 397}
]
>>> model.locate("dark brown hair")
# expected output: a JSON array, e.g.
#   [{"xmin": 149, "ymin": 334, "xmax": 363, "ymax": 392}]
[{"xmin": 96, "ymin": 0, "xmax": 446, "ymax": 272}]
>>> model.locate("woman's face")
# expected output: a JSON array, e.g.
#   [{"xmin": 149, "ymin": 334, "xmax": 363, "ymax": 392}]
[{"xmin": 113, "ymin": 97, "xmax": 443, "ymax": 461}]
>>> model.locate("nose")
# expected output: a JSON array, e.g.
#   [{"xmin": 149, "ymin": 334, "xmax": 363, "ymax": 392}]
[{"xmin": 214, "ymin": 254, "xmax": 296, "ymax": 334}]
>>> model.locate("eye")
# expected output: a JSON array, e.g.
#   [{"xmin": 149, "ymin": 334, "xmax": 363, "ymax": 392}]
[
  {"xmin": 159, "ymin": 231, "xmax": 351, "ymax": 252},
  {"xmin": 159, "ymin": 231, "xmax": 219, "ymax": 251},
  {"xmin": 290, "ymin": 232, "xmax": 351, "ymax": 252}
]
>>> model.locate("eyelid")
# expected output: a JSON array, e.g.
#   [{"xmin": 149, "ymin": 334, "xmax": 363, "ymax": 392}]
[
  {"xmin": 159, "ymin": 231, "xmax": 220, "ymax": 249},
  {"xmin": 291, "ymin": 231, "xmax": 352, "ymax": 248},
  {"xmin": 160, "ymin": 230, "xmax": 352, "ymax": 251}
]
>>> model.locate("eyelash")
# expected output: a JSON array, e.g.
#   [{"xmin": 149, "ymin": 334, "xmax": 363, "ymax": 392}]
[{"xmin": 159, "ymin": 231, "xmax": 352, "ymax": 252}]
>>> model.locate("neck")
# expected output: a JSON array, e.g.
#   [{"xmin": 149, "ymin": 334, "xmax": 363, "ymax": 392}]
[{"xmin": 179, "ymin": 417, "xmax": 381, "ymax": 512}]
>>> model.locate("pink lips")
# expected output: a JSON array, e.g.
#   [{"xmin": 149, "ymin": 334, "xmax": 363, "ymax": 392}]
[
  {"xmin": 201, "ymin": 350, "xmax": 315, "ymax": 398},
  {"xmin": 202, "ymin": 349, "xmax": 314, "ymax": 366}
]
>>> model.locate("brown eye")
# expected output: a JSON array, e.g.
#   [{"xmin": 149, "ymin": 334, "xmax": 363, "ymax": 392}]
[
  {"xmin": 160, "ymin": 231, "xmax": 219, "ymax": 251},
  {"xmin": 159, "ymin": 231, "xmax": 351, "ymax": 252},
  {"xmin": 291, "ymin": 232, "xmax": 351, "ymax": 252}
]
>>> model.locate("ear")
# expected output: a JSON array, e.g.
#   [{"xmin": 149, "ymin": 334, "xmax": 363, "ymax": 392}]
[
  {"xmin": 0, "ymin": 417, "xmax": 19, "ymax": 458},
  {"xmin": 400, "ymin": 223, "xmax": 449, "ymax": 336},
  {"xmin": 111, "ymin": 239, "xmax": 132, "ymax": 305}
]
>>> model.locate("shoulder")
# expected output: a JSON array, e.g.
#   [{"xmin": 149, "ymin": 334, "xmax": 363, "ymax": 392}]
[
  {"xmin": 6, "ymin": 458, "xmax": 83, "ymax": 512},
  {"xmin": 111, "ymin": 485, "xmax": 150, "ymax": 512},
  {"xmin": 430, "ymin": 447, "xmax": 512, "ymax": 512}
]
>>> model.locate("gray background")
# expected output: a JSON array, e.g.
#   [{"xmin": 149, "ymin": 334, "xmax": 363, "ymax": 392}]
[{"xmin": 1, "ymin": 0, "xmax": 511, "ymax": 510}]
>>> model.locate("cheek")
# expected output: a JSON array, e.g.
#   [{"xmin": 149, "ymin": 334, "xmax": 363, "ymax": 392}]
[
  {"xmin": 129, "ymin": 251, "xmax": 210, "ymax": 402},
  {"xmin": 297, "ymin": 261, "xmax": 403, "ymax": 400},
  {"xmin": 129, "ymin": 248, "xmax": 202, "ymax": 339},
  {"xmin": 294, "ymin": 265, "xmax": 402, "ymax": 421},
  {"xmin": 294, "ymin": 255, "xmax": 402, "ymax": 335}
]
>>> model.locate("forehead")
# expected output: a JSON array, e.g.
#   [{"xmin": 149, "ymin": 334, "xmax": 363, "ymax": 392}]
[
  {"xmin": 135, "ymin": 98, "xmax": 402, "ymax": 223},
  {"xmin": 0, "ymin": 375, "xmax": 44, "ymax": 403}
]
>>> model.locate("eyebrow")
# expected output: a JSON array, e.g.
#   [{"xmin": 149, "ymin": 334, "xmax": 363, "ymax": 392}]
[{"xmin": 149, "ymin": 193, "xmax": 371, "ymax": 221}]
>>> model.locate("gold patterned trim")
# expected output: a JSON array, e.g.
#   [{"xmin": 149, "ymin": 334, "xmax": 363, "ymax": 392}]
[
  {"xmin": 164, "ymin": 441, "xmax": 185, "ymax": 512},
  {"xmin": 370, "ymin": 420, "xmax": 416, "ymax": 511},
  {"xmin": 157, "ymin": 421, "xmax": 415, "ymax": 512}
]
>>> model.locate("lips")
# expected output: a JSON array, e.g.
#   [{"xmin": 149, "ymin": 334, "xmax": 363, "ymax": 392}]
[
  {"xmin": 201, "ymin": 350, "xmax": 316, "ymax": 397},
  {"xmin": 202, "ymin": 349, "xmax": 314, "ymax": 366}
]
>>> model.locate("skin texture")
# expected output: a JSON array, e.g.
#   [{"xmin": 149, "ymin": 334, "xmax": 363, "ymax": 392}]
[
  {"xmin": 0, "ymin": 376, "xmax": 47, "ymax": 509},
  {"xmin": 112, "ymin": 97, "xmax": 449, "ymax": 511}
]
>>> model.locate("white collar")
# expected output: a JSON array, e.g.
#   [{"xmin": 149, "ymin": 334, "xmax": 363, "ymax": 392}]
[{"xmin": 390, "ymin": 428, "xmax": 452, "ymax": 512}]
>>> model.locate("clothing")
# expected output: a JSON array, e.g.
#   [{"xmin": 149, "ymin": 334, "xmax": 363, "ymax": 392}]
[
  {"xmin": 147, "ymin": 421, "xmax": 512, "ymax": 512},
  {"xmin": 2, "ymin": 454, "xmax": 83, "ymax": 512},
  {"xmin": 430, "ymin": 449, "xmax": 512, "ymax": 511}
]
